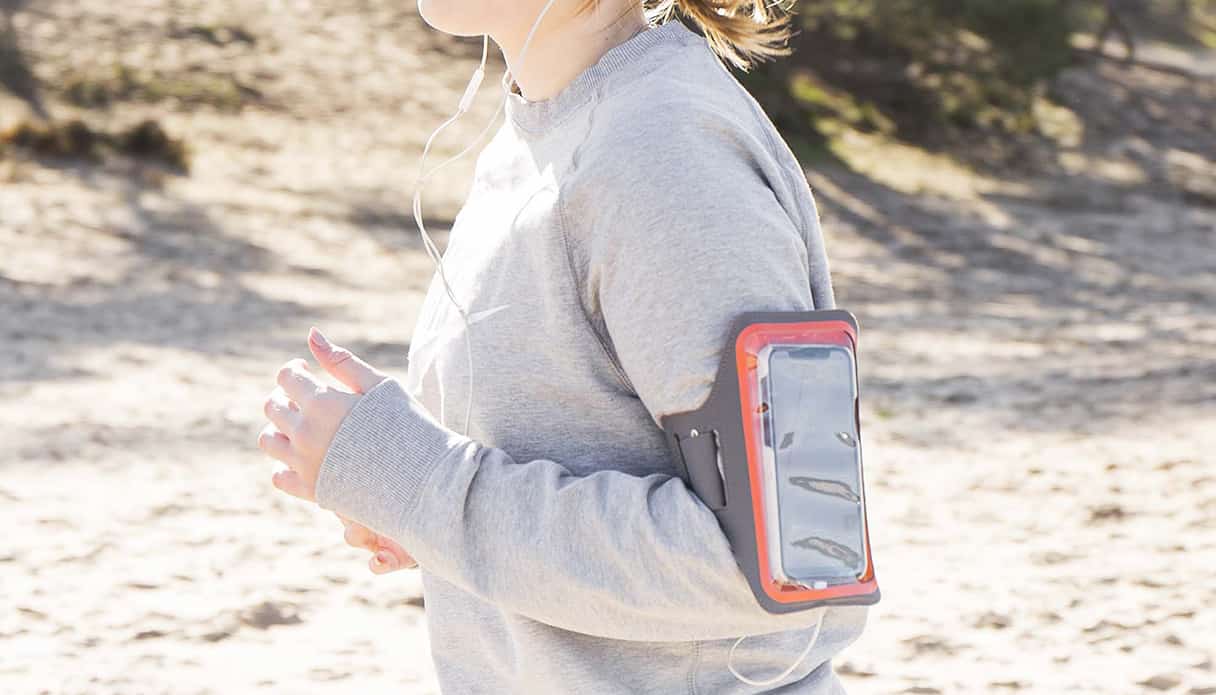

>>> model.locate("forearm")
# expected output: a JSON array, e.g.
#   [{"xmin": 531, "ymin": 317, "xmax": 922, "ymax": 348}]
[{"xmin": 316, "ymin": 377, "xmax": 823, "ymax": 641}]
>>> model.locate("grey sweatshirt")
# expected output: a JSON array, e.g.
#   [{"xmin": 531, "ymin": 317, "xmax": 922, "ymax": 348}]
[{"xmin": 317, "ymin": 18, "xmax": 868, "ymax": 694}]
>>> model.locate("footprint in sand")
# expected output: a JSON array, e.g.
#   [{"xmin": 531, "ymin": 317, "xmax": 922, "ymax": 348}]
[{"xmin": 238, "ymin": 600, "xmax": 303, "ymax": 629}]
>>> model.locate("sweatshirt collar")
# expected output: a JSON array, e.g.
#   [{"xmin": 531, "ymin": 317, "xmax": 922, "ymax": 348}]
[{"xmin": 505, "ymin": 19, "xmax": 698, "ymax": 134}]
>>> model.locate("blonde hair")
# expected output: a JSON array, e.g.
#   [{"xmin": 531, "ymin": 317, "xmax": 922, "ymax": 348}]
[{"xmin": 575, "ymin": 0, "xmax": 795, "ymax": 71}]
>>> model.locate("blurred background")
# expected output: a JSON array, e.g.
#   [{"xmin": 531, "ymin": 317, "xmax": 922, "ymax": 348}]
[{"xmin": 1, "ymin": 1, "xmax": 1213, "ymax": 693}]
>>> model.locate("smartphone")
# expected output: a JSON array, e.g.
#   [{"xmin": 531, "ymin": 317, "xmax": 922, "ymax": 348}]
[{"xmin": 757, "ymin": 343, "xmax": 868, "ymax": 588}]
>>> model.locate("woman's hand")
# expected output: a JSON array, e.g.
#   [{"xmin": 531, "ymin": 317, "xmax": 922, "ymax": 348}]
[
  {"xmin": 258, "ymin": 328, "xmax": 418, "ymax": 573},
  {"xmin": 257, "ymin": 327, "xmax": 388, "ymax": 502},
  {"xmin": 337, "ymin": 513, "xmax": 419, "ymax": 573}
]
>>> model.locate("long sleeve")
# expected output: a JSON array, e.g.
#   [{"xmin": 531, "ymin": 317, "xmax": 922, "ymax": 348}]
[
  {"xmin": 317, "ymin": 97, "xmax": 836, "ymax": 642},
  {"xmin": 317, "ymin": 379, "xmax": 830, "ymax": 643}
]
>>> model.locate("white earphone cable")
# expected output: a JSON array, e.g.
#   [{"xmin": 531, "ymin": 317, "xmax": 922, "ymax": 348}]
[
  {"xmin": 411, "ymin": 38, "xmax": 487, "ymax": 434},
  {"xmin": 727, "ymin": 608, "xmax": 825, "ymax": 688},
  {"xmin": 411, "ymin": 0, "xmax": 562, "ymax": 436}
]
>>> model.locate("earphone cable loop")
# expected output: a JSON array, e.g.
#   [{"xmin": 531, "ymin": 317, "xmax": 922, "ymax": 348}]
[{"xmin": 727, "ymin": 608, "xmax": 826, "ymax": 688}]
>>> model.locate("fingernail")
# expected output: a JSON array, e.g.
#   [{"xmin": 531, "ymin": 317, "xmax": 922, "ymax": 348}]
[{"xmin": 310, "ymin": 327, "xmax": 331, "ymax": 352}]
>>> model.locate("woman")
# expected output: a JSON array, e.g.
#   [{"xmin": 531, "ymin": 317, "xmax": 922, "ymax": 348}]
[{"xmin": 256, "ymin": 0, "xmax": 869, "ymax": 690}]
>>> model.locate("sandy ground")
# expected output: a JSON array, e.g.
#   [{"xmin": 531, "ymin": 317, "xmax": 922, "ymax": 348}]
[{"xmin": 2, "ymin": 1, "xmax": 1214, "ymax": 693}]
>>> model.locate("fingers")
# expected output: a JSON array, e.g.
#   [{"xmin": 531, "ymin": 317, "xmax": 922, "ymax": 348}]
[
  {"xmin": 370, "ymin": 547, "xmax": 418, "ymax": 574},
  {"xmin": 271, "ymin": 468, "xmax": 315, "ymax": 502},
  {"xmin": 370, "ymin": 551, "xmax": 400, "ymax": 574},
  {"xmin": 308, "ymin": 327, "xmax": 386, "ymax": 394},
  {"xmin": 257, "ymin": 424, "xmax": 293, "ymax": 464},
  {"xmin": 263, "ymin": 388, "xmax": 301, "ymax": 435},
  {"xmin": 373, "ymin": 535, "xmax": 417, "ymax": 571},
  {"xmin": 276, "ymin": 358, "xmax": 323, "ymax": 404},
  {"xmin": 343, "ymin": 522, "xmax": 377, "ymax": 552},
  {"xmin": 342, "ymin": 521, "xmax": 418, "ymax": 573}
]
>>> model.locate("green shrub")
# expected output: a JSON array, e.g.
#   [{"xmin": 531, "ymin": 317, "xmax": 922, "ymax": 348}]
[{"xmin": 745, "ymin": 0, "xmax": 1216, "ymax": 149}]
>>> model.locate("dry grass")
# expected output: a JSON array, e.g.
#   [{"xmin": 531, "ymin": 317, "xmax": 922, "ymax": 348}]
[
  {"xmin": 0, "ymin": 118, "xmax": 190, "ymax": 171},
  {"xmin": 61, "ymin": 64, "xmax": 258, "ymax": 112}
]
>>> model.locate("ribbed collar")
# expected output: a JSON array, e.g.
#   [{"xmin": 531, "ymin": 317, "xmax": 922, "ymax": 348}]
[{"xmin": 505, "ymin": 19, "xmax": 699, "ymax": 135}]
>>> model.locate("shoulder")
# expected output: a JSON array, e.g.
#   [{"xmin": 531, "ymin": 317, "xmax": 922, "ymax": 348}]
[
  {"xmin": 559, "ymin": 48, "xmax": 804, "ymax": 242},
  {"xmin": 566, "ymin": 41, "xmax": 782, "ymax": 199},
  {"xmin": 554, "ymin": 33, "xmax": 814, "ymax": 282}
]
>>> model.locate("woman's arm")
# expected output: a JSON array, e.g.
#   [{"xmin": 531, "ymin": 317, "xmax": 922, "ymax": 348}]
[
  {"xmin": 317, "ymin": 109, "xmax": 836, "ymax": 641},
  {"xmin": 318, "ymin": 378, "xmax": 830, "ymax": 643}
]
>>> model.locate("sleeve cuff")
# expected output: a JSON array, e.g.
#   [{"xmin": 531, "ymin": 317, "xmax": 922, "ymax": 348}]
[{"xmin": 315, "ymin": 377, "xmax": 472, "ymax": 539}]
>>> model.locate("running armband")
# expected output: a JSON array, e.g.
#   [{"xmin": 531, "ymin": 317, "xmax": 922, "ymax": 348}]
[{"xmin": 661, "ymin": 310, "xmax": 880, "ymax": 614}]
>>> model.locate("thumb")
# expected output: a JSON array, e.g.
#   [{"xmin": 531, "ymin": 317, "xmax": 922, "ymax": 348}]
[{"xmin": 308, "ymin": 327, "xmax": 386, "ymax": 394}]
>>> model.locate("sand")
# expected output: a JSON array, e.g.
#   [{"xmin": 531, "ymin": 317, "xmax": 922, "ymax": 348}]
[{"xmin": 2, "ymin": 1, "xmax": 1214, "ymax": 693}]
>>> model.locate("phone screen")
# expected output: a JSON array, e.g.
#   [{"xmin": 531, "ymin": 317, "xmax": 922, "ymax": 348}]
[{"xmin": 762, "ymin": 344, "xmax": 867, "ymax": 586}]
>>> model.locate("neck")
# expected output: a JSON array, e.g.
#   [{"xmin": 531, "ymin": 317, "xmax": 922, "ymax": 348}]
[{"xmin": 494, "ymin": 4, "xmax": 649, "ymax": 102}]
